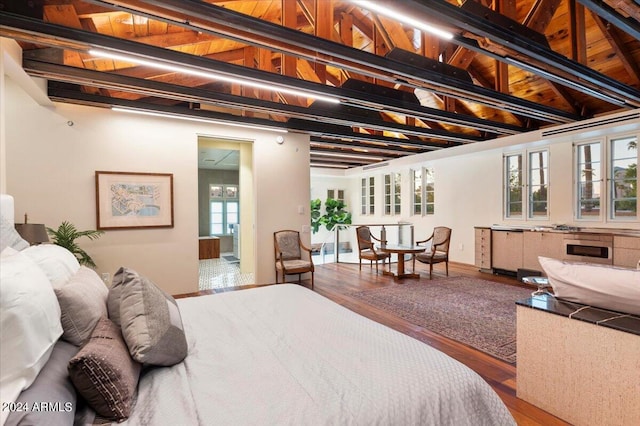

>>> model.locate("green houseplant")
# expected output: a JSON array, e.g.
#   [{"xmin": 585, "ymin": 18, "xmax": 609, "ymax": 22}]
[
  {"xmin": 320, "ymin": 198, "xmax": 352, "ymax": 231},
  {"xmin": 47, "ymin": 221, "xmax": 104, "ymax": 268}
]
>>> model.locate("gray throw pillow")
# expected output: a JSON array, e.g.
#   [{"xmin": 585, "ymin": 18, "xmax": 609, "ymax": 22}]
[
  {"xmin": 54, "ymin": 266, "xmax": 108, "ymax": 346},
  {"xmin": 68, "ymin": 317, "xmax": 140, "ymax": 422},
  {"xmin": 117, "ymin": 267, "xmax": 188, "ymax": 366}
]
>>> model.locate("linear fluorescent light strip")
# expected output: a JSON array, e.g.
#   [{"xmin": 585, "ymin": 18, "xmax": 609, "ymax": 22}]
[
  {"xmin": 352, "ymin": 1, "xmax": 454, "ymax": 40},
  {"xmin": 111, "ymin": 107, "xmax": 288, "ymax": 133},
  {"xmin": 90, "ymin": 49, "xmax": 340, "ymax": 104},
  {"xmin": 313, "ymin": 151, "xmax": 385, "ymax": 161}
]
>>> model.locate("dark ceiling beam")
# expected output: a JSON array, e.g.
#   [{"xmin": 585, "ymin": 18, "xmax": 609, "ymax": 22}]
[
  {"xmin": 398, "ymin": 0, "xmax": 640, "ymax": 107},
  {"xmin": 0, "ymin": 13, "xmax": 528, "ymax": 136},
  {"xmin": 575, "ymin": 0, "xmax": 640, "ymax": 40},
  {"xmin": 79, "ymin": 0, "xmax": 579, "ymax": 123},
  {"xmin": 23, "ymin": 58, "xmax": 483, "ymax": 143},
  {"xmin": 310, "ymin": 137, "xmax": 429, "ymax": 156},
  {"xmin": 45, "ymin": 84, "xmax": 453, "ymax": 153}
]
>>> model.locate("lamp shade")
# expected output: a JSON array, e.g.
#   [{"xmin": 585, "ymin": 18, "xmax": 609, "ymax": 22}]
[{"xmin": 15, "ymin": 223, "xmax": 50, "ymax": 245}]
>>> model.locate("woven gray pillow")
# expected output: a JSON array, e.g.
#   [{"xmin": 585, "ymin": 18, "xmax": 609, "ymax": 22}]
[
  {"xmin": 68, "ymin": 317, "xmax": 140, "ymax": 422},
  {"xmin": 117, "ymin": 267, "xmax": 188, "ymax": 366},
  {"xmin": 54, "ymin": 266, "xmax": 108, "ymax": 346}
]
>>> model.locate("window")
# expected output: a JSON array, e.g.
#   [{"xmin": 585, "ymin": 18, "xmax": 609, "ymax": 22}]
[
  {"xmin": 528, "ymin": 150, "xmax": 549, "ymax": 218},
  {"xmin": 574, "ymin": 135, "xmax": 637, "ymax": 222},
  {"xmin": 412, "ymin": 169, "xmax": 422, "ymax": 215},
  {"xmin": 361, "ymin": 177, "xmax": 375, "ymax": 215},
  {"xmin": 576, "ymin": 141, "xmax": 602, "ymax": 219},
  {"xmin": 411, "ymin": 167, "xmax": 434, "ymax": 215},
  {"xmin": 504, "ymin": 154, "xmax": 523, "ymax": 218},
  {"xmin": 327, "ymin": 189, "xmax": 345, "ymax": 203},
  {"xmin": 384, "ymin": 173, "xmax": 401, "ymax": 215},
  {"xmin": 209, "ymin": 184, "xmax": 239, "ymax": 235},
  {"xmin": 609, "ymin": 136, "xmax": 637, "ymax": 220},
  {"xmin": 425, "ymin": 167, "xmax": 435, "ymax": 215},
  {"xmin": 504, "ymin": 150, "xmax": 548, "ymax": 219}
]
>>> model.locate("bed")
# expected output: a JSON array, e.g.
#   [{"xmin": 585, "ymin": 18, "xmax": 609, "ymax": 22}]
[{"xmin": 0, "ymin": 195, "xmax": 515, "ymax": 426}]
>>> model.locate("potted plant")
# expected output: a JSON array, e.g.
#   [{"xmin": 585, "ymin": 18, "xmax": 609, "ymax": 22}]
[
  {"xmin": 320, "ymin": 198, "xmax": 352, "ymax": 232},
  {"xmin": 47, "ymin": 221, "xmax": 104, "ymax": 268}
]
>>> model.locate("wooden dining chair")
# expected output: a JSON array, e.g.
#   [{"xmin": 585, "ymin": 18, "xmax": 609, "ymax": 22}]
[
  {"xmin": 413, "ymin": 227, "xmax": 452, "ymax": 279},
  {"xmin": 274, "ymin": 230, "xmax": 314, "ymax": 289},
  {"xmin": 355, "ymin": 226, "xmax": 390, "ymax": 273}
]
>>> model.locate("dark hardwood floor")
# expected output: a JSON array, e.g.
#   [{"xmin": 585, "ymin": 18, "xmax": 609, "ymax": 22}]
[{"xmin": 182, "ymin": 261, "xmax": 571, "ymax": 426}]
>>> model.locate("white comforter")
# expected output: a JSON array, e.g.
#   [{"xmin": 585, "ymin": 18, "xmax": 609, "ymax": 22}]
[{"xmin": 120, "ymin": 284, "xmax": 515, "ymax": 425}]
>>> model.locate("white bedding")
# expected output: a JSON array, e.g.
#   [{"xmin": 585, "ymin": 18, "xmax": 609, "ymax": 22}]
[{"xmin": 120, "ymin": 284, "xmax": 515, "ymax": 425}]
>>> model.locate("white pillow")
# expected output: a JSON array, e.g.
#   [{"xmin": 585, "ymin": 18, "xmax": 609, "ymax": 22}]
[
  {"xmin": 539, "ymin": 256, "xmax": 640, "ymax": 316},
  {"xmin": 0, "ymin": 249, "xmax": 63, "ymax": 424},
  {"xmin": 22, "ymin": 244, "xmax": 80, "ymax": 287},
  {"xmin": 0, "ymin": 215, "xmax": 29, "ymax": 252}
]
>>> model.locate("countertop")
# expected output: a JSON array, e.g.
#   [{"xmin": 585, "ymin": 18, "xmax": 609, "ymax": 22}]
[
  {"xmin": 476, "ymin": 225, "xmax": 640, "ymax": 237},
  {"xmin": 517, "ymin": 294, "xmax": 640, "ymax": 336}
]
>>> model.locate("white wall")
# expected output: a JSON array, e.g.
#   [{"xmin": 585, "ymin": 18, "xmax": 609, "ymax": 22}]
[{"xmin": 4, "ymin": 60, "xmax": 311, "ymax": 295}]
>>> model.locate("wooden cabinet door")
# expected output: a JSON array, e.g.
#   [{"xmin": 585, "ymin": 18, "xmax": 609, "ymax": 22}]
[
  {"xmin": 491, "ymin": 230, "xmax": 523, "ymax": 272},
  {"xmin": 613, "ymin": 236, "xmax": 640, "ymax": 268},
  {"xmin": 523, "ymin": 232, "xmax": 564, "ymax": 272}
]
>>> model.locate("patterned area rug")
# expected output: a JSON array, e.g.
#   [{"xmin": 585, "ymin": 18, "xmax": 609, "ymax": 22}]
[{"xmin": 348, "ymin": 277, "xmax": 532, "ymax": 363}]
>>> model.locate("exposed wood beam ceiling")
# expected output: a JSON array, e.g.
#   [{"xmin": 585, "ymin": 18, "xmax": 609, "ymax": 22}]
[{"xmin": 1, "ymin": 0, "xmax": 638, "ymax": 168}]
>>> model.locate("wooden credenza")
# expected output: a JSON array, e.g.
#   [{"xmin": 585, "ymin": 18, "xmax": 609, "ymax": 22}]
[{"xmin": 199, "ymin": 236, "xmax": 220, "ymax": 259}]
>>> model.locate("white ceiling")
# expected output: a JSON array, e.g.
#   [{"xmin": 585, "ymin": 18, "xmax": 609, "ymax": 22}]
[{"xmin": 198, "ymin": 148, "xmax": 239, "ymax": 170}]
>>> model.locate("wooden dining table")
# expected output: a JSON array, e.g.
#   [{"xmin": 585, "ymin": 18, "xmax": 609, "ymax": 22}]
[{"xmin": 377, "ymin": 244, "xmax": 426, "ymax": 280}]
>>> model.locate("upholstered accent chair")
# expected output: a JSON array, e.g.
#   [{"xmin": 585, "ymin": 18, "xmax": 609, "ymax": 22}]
[
  {"xmin": 355, "ymin": 226, "xmax": 390, "ymax": 273},
  {"xmin": 274, "ymin": 230, "xmax": 314, "ymax": 290},
  {"xmin": 413, "ymin": 227, "xmax": 452, "ymax": 279}
]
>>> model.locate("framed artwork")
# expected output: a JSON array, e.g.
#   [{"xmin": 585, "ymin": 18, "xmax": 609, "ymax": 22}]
[{"xmin": 95, "ymin": 171, "xmax": 174, "ymax": 230}]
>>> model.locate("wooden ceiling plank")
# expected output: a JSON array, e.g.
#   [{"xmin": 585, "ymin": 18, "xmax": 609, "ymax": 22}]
[{"xmin": 591, "ymin": 13, "xmax": 640, "ymax": 85}]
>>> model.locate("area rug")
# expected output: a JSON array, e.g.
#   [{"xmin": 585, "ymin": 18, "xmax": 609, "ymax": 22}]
[
  {"xmin": 222, "ymin": 255, "xmax": 239, "ymax": 263},
  {"xmin": 348, "ymin": 277, "xmax": 532, "ymax": 363}
]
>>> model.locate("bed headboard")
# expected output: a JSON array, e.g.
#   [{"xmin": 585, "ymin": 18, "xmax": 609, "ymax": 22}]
[{"xmin": 0, "ymin": 194, "xmax": 15, "ymax": 224}]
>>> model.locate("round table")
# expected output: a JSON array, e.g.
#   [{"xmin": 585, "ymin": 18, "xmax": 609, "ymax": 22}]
[{"xmin": 377, "ymin": 244, "xmax": 426, "ymax": 280}]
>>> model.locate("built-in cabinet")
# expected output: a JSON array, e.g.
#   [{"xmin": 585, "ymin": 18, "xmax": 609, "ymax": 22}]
[
  {"xmin": 613, "ymin": 236, "xmax": 640, "ymax": 268},
  {"xmin": 474, "ymin": 227, "xmax": 492, "ymax": 271},
  {"xmin": 490, "ymin": 230, "xmax": 523, "ymax": 272},
  {"xmin": 198, "ymin": 236, "xmax": 220, "ymax": 259},
  {"xmin": 476, "ymin": 227, "xmax": 640, "ymax": 274},
  {"xmin": 522, "ymin": 232, "xmax": 564, "ymax": 271}
]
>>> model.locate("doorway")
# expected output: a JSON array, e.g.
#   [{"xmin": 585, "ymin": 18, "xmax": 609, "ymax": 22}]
[{"xmin": 197, "ymin": 136, "xmax": 254, "ymax": 289}]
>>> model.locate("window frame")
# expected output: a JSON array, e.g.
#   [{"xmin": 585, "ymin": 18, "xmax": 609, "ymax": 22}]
[
  {"xmin": 411, "ymin": 167, "xmax": 434, "ymax": 216},
  {"xmin": 209, "ymin": 184, "xmax": 239, "ymax": 236},
  {"xmin": 383, "ymin": 172, "xmax": 401, "ymax": 216},
  {"xmin": 503, "ymin": 148, "xmax": 550, "ymax": 221},
  {"xmin": 361, "ymin": 177, "xmax": 375, "ymax": 215},
  {"xmin": 573, "ymin": 134, "xmax": 638, "ymax": 223}
]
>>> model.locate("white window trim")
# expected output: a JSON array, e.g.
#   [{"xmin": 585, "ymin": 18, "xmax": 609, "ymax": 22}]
[
  {"xmin": 503, "ymin": 148, "xmax": 550, "ymax": 221},
  {"xmin": 411, "ymin": 166, "xmax": 434, "ymax": 216},
  {"xmin": 574, "ymin": 139, "xmax": 604, "ymax": 222},
  {"xmin": 383, "ymin": 172, "xmax": 401, "ymax": 216}
]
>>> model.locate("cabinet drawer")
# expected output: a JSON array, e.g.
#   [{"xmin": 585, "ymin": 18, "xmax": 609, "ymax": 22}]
[{"xmin": 614, "ymin": 236, "xmax": 640, "ymax": 250}]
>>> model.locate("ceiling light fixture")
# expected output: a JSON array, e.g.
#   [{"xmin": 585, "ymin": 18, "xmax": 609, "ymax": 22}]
[
  {"xmin": 90, "ymin": 49, "xmax": 340, "ymax": 104},
  {"xmin": 310, "ymin": 163, "xmax": 350, "ymax": 169},
  {"xmin": 111, "ymin": 107, "xmax": 288, "ymax": 133},
  {"xmin": 352, "ymin": 1, "xmax": 454, "ymax": 40}
]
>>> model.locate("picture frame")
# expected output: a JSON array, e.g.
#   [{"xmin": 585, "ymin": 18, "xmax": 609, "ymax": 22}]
[{"xmin": 95, "ymin": 171, "xmax": 174, "ymax": 230}]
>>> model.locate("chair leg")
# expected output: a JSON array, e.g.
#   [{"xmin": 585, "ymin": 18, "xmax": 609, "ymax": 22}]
[
  {"xmin": 445, "ymin": 260, "xmax": 449, "ymax": 276},
  {"xmin": 275, "ymin": 269, "xmax": 279, "ymax": 284},
  {"xmin": 298, "ymin": 273, "xmax": 301, "ymax": 284},
  {"xmin": 359, "ymin": 258, "xmax": 362, "ymax": 271},
  {"xmin": 429, "ymin": 263, "xmax": 433, "ymax": 279},
  {"xmin": 375, "ymin": 260, "xmax": 378, "ymax": 273},
  {"xmin": 311, "ymin": 272, "xmax": 314, "ymax": 290}
]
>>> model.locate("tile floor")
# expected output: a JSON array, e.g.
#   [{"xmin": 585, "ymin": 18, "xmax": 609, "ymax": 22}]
[{"xmin": 198, "ymin": 253, "xmax": 255, "ymax": 290}]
